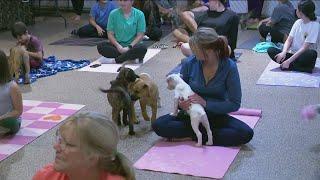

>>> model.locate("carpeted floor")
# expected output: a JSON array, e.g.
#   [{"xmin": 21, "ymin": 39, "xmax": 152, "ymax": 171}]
[{"xmin": 0, "ymin": 14, "xmax": 319, "ymax": 180}]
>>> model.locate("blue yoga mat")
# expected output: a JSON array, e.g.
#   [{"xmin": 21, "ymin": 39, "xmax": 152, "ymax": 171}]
[{"xmin": 18, "ymin": 56, "xmax": 90, "ymax": 84}]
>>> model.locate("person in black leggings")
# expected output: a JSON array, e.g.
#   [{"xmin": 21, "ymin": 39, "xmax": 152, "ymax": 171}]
[
  {"xmin": 71, "ymin": 0, "xmax": 84, "ymax": 21},
  {"xmin": 267, "ymin": 0, "xmax": 319, "ymax": 73}
]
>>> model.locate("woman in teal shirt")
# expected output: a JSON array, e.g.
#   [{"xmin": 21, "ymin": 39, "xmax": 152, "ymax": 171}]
[{"xmin": 97, "ymin": 0, "xmax": 147, "ymax": 64}]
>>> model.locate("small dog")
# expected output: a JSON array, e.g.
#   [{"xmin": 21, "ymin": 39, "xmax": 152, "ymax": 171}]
[
  {"xmin": 100, "ymin": 66, "xmax": 140, "ymax": 135},
  {"xmin": 166, "ymin": 74, "xmax": 213, "ymax": 146},
  {"xmin": 128, "ymin": 73, "xmax": 161, "ymax": 122},
  {"xmin": 100, "ymin": 79, "xmax": 135, "ymax": 135},
  {"xmin": 8, "ymin": 47, "xmax": 25, "ymax": 82}
]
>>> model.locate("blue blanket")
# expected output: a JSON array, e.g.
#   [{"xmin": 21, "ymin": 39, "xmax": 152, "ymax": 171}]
[{"xmin": 18, "ymin": 56, "xmax": 90, "ymax": 84}]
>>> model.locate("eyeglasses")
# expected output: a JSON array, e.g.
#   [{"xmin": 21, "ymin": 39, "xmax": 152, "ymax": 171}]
[{"xmin": 55, "ymin": 130, "xmax": 77, "ymax": 150}]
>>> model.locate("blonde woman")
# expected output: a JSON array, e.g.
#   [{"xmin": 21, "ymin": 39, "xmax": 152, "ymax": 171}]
[
  {"xmin": 33, "ymin": 112, "xmax": 135, "ymax": 180},
  {"xmin": 153, "ymin": 27, "xmax": 253, "ymax": 146}
]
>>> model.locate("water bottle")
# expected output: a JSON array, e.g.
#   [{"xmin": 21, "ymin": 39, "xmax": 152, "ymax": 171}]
[{"xmin": 266, "ymin": 33, "xmax": 271, "ymax": 42}]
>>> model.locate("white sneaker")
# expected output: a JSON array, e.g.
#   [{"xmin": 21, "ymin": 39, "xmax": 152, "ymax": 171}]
[
  {"xmin": 143, "ymin": 35, "xmax": 150, "ymax": 40},
  {"xmin": 99, "ymin": 57, "xmax": 116, "ymax": 64}
]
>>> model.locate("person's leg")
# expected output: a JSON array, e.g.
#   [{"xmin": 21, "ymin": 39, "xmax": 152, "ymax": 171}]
[
  {"xmin": 248, "ymin": 0, "xmax": 264, "ymax": 19},
  {"xmin": 152, "ymin": 114, "xmax": 194, "ymax": 139},
  {"xmin": 115, "ymin": 43, "xmax": 148, "ymax": 63},
  {"xmin": 147, "ymin": 26, "xmax": 162, "ymax": 41},
  {"xmin": 258, "ymin": 23, "xmax": 271, "ymax": 39},
  {"xmin": 77, "ymin": 24, "xmax": 100, "ymax": 38},
  {"xmin": 267, "ymin": 47, "xmax": 293, "ymax": 63},
  {"xmin": 180, "ymin": 11, "xmax": 197, "ymax": 33},
  {"xmin": 290, "ymin": 49, "xmax": 317, "ymax": 73},
  {"xmin": 270, "ymin": 28, "xmax": 285, "ymax": 44},
  {"xmin": 173, "ymin": 28, "xmax": 190, "ymax": 43},
  {"xmin": 0, "ymin": 117, "xmax": 21, "ymax": 135},
  {"xmin": 210, "ymin": 115, "xmax": 254, "ymax": 146},
  {"xmin": 71, "ymin": 0, "xmax": 83, "ymax": 16},
  {"xmin": 97, "ymin": 42, "xmax": 121, "ymax": 59},
  {"xmin": 227, "ymin": 14, "xmax": 240, "ymax": 59},
  {"xmin": 21, "ymin": 48, "xmax": 31, "ymax": 84}
]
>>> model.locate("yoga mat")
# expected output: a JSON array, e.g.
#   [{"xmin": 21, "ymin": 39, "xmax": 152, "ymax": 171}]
[
  {"xmin": 78, "ymin": 49, "xmax": 161, "ymax": 73},
  {"xmin": 49, "ymin": 37, "xmax": 106, "ymax": 46},
  {"xmin": 166, "ymin": 52, "xmax": 243, "ymax": 76},
  {"xmin": 18, "ymin": 56, "xmax": 90, "ymax": 84},
  {"xmin": 134, "ymin": 108, "xmax": 261, "ymax": 179},
  {"xmin": 49, "ymin": 24, "xmax": 172, "ymax": 47},
  {"xmin": 257, "ymin": 59, "xmax": 320, "ymax": 88},
  {"xmin": 0, "ymin": 100, "xmax": 85, "ymax": 162},
  {"xmin": 237, "ymin": 33, "xmax": 261, "ymax": 50}
]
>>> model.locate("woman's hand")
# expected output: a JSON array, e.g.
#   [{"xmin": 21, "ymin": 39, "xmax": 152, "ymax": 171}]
[
  {"xmin": 189, "ymin": 93, "xmax": 207, "ymax": 107},
  {"xmin": 178, "ymin": 98, "xmax": 191, "ymax": 111},
  {"xmin": 119, "ymin": 47, "xmax": 129, "ymax": 54},
  {"xmin": 95, "ymin": 26, "xmax": 105, "ymax": 37},
  {"xmin": 281, "ymin": 59, "xmax": 291, "ymax": 69},
  {"xmin": 275, "ymin": 52, "xmax": 286, "ymax": 63}
]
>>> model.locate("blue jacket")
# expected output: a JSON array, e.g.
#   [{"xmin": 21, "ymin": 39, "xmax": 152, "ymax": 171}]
[{"xmin": 180, "ymin": 55, "xmax": 241, "ymax": 117}]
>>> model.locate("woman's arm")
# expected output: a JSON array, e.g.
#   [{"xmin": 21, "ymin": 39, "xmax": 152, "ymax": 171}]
[
  {"xmin": 0, "ymin": 82, "xmax": 23, "ymax": 120},
  {"xmin": 130, "ymin": 33, "xmax": 144, "ymax": 47}
]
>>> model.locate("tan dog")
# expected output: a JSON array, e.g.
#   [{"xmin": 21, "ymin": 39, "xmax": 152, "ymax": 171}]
[
  {"xmin": 129, "ymin": 73, "xmax": 161, "ymax": 122},
  {"xmin": 8, "ymin": 47, "xmax": 25, "ymax": 82}
]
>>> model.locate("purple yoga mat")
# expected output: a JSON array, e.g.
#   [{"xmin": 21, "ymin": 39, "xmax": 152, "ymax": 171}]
[{"xmin": 134, "ymin": 108, "xmax": 262, "ymax": 179}]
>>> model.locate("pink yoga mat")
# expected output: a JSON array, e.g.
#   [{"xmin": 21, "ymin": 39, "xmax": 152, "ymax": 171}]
[
  {"xmin": 134, "ymin": 108, "xmax": 262, "ymax": 179},
  {"xmin": 0, "ymin": 100, "xmax": 84, "ymax": 162}
]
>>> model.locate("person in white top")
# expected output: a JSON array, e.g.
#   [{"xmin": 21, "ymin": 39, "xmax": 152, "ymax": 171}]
[{"xmin": 267, "ymin": 0, "xmax": 319, "ymax": 73}]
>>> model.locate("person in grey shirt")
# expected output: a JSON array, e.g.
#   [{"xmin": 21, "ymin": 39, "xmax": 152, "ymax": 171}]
[{"xmin": 258, "ymin": 0, "xmax": 296, "ymax": 43}]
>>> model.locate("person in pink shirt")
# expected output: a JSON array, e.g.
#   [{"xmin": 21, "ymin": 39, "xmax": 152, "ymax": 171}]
[{"xmin": 33, "ymin": 112, "xmax": 135, "ymax": 180}]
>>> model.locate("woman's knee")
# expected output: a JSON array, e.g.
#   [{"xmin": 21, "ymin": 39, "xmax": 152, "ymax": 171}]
[
  {"xmin": 152, "ymin": 114, "xmax": 171, "ymax": 136},
  {"xmin": 241, "ymin": 128, "xmax": 254, "ymax": 144},
  {"xmin": 306, "ymin": 49, "xmax": 318, "ymax": 59},
  {"xmin": 267, "ymin": 47, "xmax": 279, "ymax": 59},
  {"xmin": 97, "ymin": 43, "xmax": 107, "ymax": 55}
]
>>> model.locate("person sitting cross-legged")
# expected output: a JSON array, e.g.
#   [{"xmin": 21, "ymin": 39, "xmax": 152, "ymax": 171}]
[{"xmin": 97, "ymin": 0, "xmax": 147, "ymax": 64}]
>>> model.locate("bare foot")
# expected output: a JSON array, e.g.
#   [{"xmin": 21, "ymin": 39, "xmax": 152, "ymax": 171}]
[{"xmin": 71, "ymin": 15, "xmax": 81, "ymax": 21}]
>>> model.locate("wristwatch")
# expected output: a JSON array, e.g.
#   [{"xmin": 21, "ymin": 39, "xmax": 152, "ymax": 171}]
[{"xmin": 128, "ymin": 44, "xmax": 133, "ymax": 49}]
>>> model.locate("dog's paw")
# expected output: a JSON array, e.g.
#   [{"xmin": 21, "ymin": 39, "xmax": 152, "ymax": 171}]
[
  {"xmin": 128, "ymin": 131, "xmax": 136, "ymax": 136},
  {"xmin": 195, "ymin": 142, "xmax": 202, "ymax": 147}
]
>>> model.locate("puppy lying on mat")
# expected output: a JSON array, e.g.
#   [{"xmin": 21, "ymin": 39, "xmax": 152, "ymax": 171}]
[
  {"xmin": 129, "ymin": 73, "xmax": 161, "ymax": 122},
  {"xmin": 166, "ymin": 74, "xmax": 213, "ymax": 146}
]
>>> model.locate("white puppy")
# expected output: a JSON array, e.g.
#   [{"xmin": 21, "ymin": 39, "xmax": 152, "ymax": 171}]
[{"xmin": 166, "ymin": 74, "xmax": 213, "ymax": 146}]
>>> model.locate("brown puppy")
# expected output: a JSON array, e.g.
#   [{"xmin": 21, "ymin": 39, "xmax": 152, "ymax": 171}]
[
  {"xmin": 100, "ymin": 66, "xmax": 140, "ymax": 135},
  {"xmin": 129, "ymin": 73, "xmax": 161, "ymax": 122},
  {"xmin": 8, "ymin": 47, "xmax": 25, "ymax": 82},
  {"xmin": 100, "ymin": 79, "xmax": 135, "ymax": 135}
]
